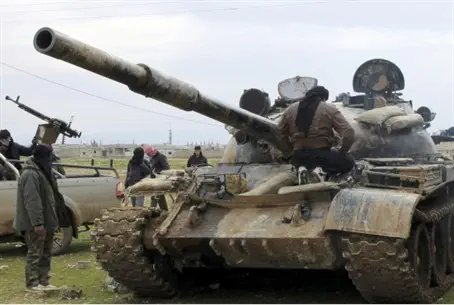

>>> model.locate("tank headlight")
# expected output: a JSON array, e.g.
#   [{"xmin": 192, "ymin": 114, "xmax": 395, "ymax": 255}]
[{"xmin": 234, "ymin": 130, "xmax": 249, "ymax": 145}]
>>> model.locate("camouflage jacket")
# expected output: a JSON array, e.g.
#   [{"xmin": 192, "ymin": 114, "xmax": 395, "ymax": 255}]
[{"xmin": 277, "ymin": 101, "xmax": 355, "ymax": 152}]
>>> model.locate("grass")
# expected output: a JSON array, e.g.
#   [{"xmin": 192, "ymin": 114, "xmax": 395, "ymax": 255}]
[
  {"xmin": 0, "ymin": 232, "xmax": 115, "ymax": 304},
  {"xmin": 60, "ymin": 158, "xmax": 211, "ymax": 180},
  {"xmin": 62, "ymin": 158, "xmax": 193, "ymax": 171}
]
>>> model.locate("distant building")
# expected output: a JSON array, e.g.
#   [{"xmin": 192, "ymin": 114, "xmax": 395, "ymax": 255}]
[
  {"xmin": 438, "ymin": 142, "xmax": 454, "ymax": 158},
  {"xmin": 53, "ymin": 142, "xmax": 227, "ymax": 159}
]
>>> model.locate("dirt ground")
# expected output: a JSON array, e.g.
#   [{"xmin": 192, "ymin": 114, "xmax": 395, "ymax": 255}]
[
  {"xmin": 2, "ymin": 233, "xmax": 454, "ymax": 304},
  {"xmin": 0, "ymin": 234, "xmax": 365, "ymax": 304}
]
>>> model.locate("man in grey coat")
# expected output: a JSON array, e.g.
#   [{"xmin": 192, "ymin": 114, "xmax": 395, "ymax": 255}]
[{"xmin": 13, "ymin": 144, "xmax": 60, "ymax": 291}]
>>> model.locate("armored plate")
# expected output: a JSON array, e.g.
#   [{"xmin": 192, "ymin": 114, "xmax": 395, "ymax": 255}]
[{"xmin": 352, "ymin": 58, "xmax": 405, "ymax": 93}]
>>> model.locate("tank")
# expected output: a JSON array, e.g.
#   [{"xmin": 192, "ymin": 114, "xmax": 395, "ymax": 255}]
[{"xmin": 33, "ymin": 27, "xmax": 454, "ymax": 303}]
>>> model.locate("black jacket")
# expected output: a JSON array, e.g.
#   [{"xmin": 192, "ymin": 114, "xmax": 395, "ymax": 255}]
[
  {"xmin": 0, "ymin": 141, "xmax": 35, "ymax": 171},
  {"xmin": 125, "ymin": 160, "xmax": 151, "ymax": 188},
  {"xmin": 186, "ymin": 154, "xmax": 208, "ymax": 167},
  {"xmin": 149, "ymin": 152, "xmax": 170, "ymax": 178}
]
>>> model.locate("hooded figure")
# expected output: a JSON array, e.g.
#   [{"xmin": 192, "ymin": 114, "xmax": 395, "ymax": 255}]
[
  {"xmin": 0, "ymin": 129, "xmax": 36, "ymax": 174},
  {"xmin": 125, "ymin": 147, "xmax": 151, "ymax": 207},
  {"xmin": 125, "ymin": 147, "xmax": 150, "ymax": 188},
  {"xmin": 13, "ymin": 144, "xmax": 72, "ymax": 290},
  {"xmin": 295, "ymin": 86, "xmax": 330, "ymax": 137},
  {"xmin": 277, "ymin": 85, "xmax": 355, "ymax": 176}
]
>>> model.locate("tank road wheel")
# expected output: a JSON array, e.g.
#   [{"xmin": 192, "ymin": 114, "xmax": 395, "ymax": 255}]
[
  {"xmin": 91, "ymin": 208, "xmax": 177, "ymax": 298},
  {"xmin": 408, "ymin": 222, "xmax": 432, "ymax": 290},
  {"xmin": 342, "ymin": 223, "xmax": 435, "ymax": 303},
  {"xmin": 446, "ymin": 215, "xmax": 454, "ymax": 273},
  {"xmin": 430, "ymin": 221, "xmax": 447, "ymax": 285}
]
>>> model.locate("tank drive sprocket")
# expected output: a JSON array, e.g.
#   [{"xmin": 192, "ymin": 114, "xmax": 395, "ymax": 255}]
[
  {"xmin": 90, "ymin": 207, "xmax": 178, "ymax": 298},
  {"xmin": 341, "ymin": 188, "xmax": 454, "ymax": 303}
]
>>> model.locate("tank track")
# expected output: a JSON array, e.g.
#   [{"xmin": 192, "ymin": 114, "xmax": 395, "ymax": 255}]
[
  {"xmin": 91, "ymin": 208, "xmax": 177, "ymax": 298},
  {"xmin": 341, "ymin": 188, "xmax": 454, "ymax": 303}
]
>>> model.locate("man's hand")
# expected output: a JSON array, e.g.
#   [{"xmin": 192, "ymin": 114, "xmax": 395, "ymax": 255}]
[{"xmin": 34, "ymin": 225, "xmax": 46, "ymax": 234}]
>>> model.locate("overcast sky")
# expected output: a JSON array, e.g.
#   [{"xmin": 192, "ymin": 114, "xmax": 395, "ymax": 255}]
[{"xmin": 0, "ymin": 0, "xmax": 453, "ymax": 145}]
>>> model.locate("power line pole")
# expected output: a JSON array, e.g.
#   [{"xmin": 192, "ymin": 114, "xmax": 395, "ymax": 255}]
[
  {"xmin": 168, "ymin": 126, "xmax": 172, "ymax": 145},
  {"xmin": 61, "ymin": 115, "xmax": 74, "ymax": 144}
]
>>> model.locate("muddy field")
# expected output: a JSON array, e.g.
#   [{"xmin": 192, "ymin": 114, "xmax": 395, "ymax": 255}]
[
  {"xmin": 2, "ymin": 229, "xmax": 454, "ymax": 303},
  {"xmin": 0, "ymin": 234, "xmax": 366, "ymax": 304}
]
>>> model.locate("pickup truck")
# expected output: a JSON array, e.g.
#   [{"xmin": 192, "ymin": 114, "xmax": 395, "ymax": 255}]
[{"xmin": 0, "ymin": 154, "xmax": 124, "ymax": 255}]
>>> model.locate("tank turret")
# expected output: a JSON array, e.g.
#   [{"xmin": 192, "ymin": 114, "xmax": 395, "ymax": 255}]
[{"xmin": 333, "ymin": 58, "xmax": 441, "ymax": 159}]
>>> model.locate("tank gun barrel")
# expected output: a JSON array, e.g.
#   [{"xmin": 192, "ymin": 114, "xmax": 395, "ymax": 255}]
[{"xmin": 33, "ymin": 27, "xmax": 290, "ymax": 153}]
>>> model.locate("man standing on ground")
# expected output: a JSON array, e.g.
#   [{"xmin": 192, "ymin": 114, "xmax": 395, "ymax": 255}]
[
  {"xmin": 144, "ymin": 146, "xmax": 170, "ymax": 177},
  {"xmin": 13, "ymin": 144, "xmax": 61, "ymax": 291},
  {"xmin": 144, "ymin": 145, "xmax": 170, "ymax": 210},
  {"xmin": 125, "ymin": 147, "xmax": 150, "ymax": 207},
  {"xmin": 186, "ymin": 145, "xmax": 208, "ymax": 167}
]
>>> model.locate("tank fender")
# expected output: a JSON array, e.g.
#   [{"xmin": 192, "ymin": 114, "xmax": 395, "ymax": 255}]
[{"xmin": 324, "ymin": 187, "xmax": 422, "ymax": 239}]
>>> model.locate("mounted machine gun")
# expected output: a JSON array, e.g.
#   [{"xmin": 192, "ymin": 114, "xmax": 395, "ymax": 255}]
[{"xmin": 5, "ymin": 95, "xmax": 81, "ymax": 144}]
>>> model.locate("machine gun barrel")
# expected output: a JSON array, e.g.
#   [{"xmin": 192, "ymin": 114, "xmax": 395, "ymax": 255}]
[
  {"xmin": 33, "ymin": 27, "xmax": 289, "ymax": 153},
  {"xmin": 5, "ymin": 95, "xmax": 82, "ymax": 139},
  {"xmin": 5, "ymin": 95, "xmax": 51, "ymax": 122}
]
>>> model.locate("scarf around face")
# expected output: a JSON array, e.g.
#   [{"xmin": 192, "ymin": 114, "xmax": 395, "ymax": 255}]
[
  {"xmin": 131, "ymin": 147, "xmax": 145, "ymax": 166},
  {"xmin": 32, "ymin": 144, "xmax": 72, "ymax": 229},
  {"xmin": 32, "ymin": 144, "xmax": 54, "ymax": 183},
  {"xmin": 295, "ymin": 86, "xmax": 329, "ymax": 137}
]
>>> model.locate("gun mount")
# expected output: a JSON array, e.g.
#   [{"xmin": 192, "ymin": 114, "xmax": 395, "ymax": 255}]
[
  {"xmin": 33, "ymin": 27, "xmax": 291, "ymax": 155},
  {"xmin": 5, "ymin": 95, "xmax": 81, "ymax": 144},
  {"xmin": 335, "ymin": 59, "xmax": 436, "ymax": 125}
]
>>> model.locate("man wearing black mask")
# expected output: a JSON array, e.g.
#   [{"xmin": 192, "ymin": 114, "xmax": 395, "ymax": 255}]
[
  {"xmin": 13, "ymin": 144, "xmax": 71, "ymax": 291},
  {"xmin": 277, "ymin": 86, "xmax": 355, "ymax": 176},
  {"xmin": 0, "ymin": 129, "xmax": 36, "ymax": 177},
  {"xmin": 125, "ymin": 147, "xmax": 151, "ymax": 207}
]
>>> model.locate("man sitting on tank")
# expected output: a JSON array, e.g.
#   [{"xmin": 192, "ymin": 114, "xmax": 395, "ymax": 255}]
[{"xmin": 277, "ymin": 86, "xmax": 355, "ymax": 177}]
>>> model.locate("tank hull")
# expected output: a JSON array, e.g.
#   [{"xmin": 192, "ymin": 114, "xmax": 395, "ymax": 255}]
[{"xmin": 144, "ymin": 199, "xmax": 341, "ymax": 270}]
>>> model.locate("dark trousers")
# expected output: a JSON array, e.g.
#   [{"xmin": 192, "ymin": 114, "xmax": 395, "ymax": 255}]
[
  {"xmin": 292, "ymin": 148, "xmax": 354, "ymax": 175},
  {"xmin": 24, "ymin": 230, "xmax": 54, "ymax": 288}
]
